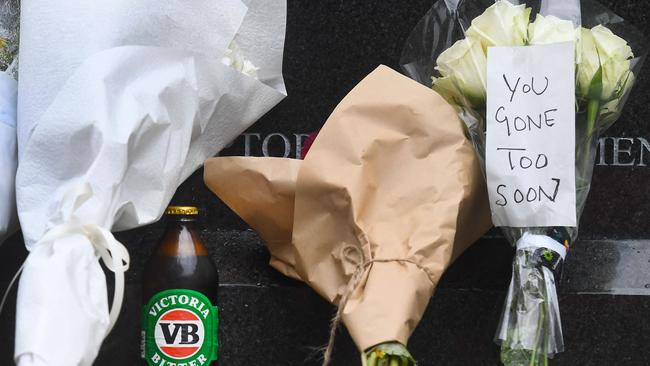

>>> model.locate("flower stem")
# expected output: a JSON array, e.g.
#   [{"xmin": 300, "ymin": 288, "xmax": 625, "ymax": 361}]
[
  {"xmin": 586, "ymin": 98, "xmax": 600, "ymax": 139},
  {"xmin": 367, "ymin": 352, "xmax": 378, "ymax": 366}
]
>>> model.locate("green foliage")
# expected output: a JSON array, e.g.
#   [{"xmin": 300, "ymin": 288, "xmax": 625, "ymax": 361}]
[{"xmin": 363, "ymin": 343, "xmax": 416, "ymax": 366}]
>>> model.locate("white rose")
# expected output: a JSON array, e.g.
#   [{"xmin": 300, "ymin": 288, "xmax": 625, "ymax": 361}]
[
  {"xmin": 529, "ymin": 14, "xmax": 581, "ymax": 63},
  {"xmin": 433, "ymin": 36, "xmax": 487, "ymax": 107},
  {"xmin": 528, "ymin": 14, "xmax": 579, "ymax": 45},
  {"xmin": 466, "ymin": 0, "xmax": 531, "ymax": 50},
  {"xmin": 221, "ymin": 42, "xmax": 260, "ymax": 79},
  {"xmin": 599, "ymin": 70, "xmax": 635, "ymax": 127},
  {"xmin": 431, "ymin": 75, "xmax": 464, "ymax": 107},
  {"xmin": 577, "ymin": 25, "xmax": 634, "ymax": 101}
]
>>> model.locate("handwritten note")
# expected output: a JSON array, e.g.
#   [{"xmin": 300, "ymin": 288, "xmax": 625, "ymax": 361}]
[{"xmin": 486, "ymin": 42, "xmax": 576, "ymax": 227}]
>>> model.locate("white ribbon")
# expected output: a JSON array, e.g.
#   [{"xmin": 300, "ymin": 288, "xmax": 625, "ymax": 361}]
[
  {"xmin": 13, "ymin": 223, "xmax": 131, "ymax": 365},
  {"xmin": 38, "ymin": 223, "xmax": 130, "ymax": 334},
  {"xmin": 1, "ymin": 225, "xmax": 130, "ymax": 330},
  {"xmin": 516, "ymin": 232, "xmax": 567, "ymax": 260}
]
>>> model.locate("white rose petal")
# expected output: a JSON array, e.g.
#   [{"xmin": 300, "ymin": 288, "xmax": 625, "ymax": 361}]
[
  {"xmin": 466, "ymin": 0, "xmax": 531, "ymax": 50},
  {"xmin": 591, "ymin": 25, "xmax": 633, "ymax": 60},
  {"xmin": 432, "ymin": 75, "xmax": 464, "ymax": 106},
  {"xmin": 434, "ymin": 36, "xmax": 487, "ymax": 107},
  {"xmin": 529, "ymin": 14, "xmax": 581, "ymax": 64},
  {"xmin": 577, "ymin": 28, "xmax": 598, "ymax": 97},
  {"xmin": 577, "ymin": 25, "xmax": 634, "ymax": 101},
  {"xmin": 529, "ymin": 14, "xmax": 579, "ymax": 45},
  {"xmin": 240, "ymin": 60, "xmax": 260, "ymax": 78},
  {"xmin": 221, "ymin": 42, "xmax": 260, "ymax": 79},
  {"xmin": 599, "ymin": 71, "xmax": 635, "ymax": 126}
]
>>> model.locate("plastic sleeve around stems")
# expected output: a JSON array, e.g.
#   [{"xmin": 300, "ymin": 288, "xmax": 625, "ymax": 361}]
[
  {"xmin": 492, "ymin": 91, "xmax": 626, "ymax": 365},
  {"xmin": 496, "ymin": 246, "xmax": 564, "ymax": 366}
]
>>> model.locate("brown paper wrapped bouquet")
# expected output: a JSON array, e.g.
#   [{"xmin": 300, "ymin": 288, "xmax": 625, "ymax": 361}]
[{"xmin": 205, "ymin": 66, "xmax": 492, "ymax": 365}]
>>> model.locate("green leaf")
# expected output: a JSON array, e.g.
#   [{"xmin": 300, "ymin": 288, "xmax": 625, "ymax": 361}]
[
  {"xmin": 364, "ymin": 343, "xmax": 416, "ymax": 366},
  {"xmin": 587, "ymin": 65, "xmax": 604, "ymax": 101}
]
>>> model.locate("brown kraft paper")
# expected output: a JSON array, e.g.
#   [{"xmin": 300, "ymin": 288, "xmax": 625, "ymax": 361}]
[{"xmin": 204, "ymin": 65, "xmax": 492, "ymax": 351}]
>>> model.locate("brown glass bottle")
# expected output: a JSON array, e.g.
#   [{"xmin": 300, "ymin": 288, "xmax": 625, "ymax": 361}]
[{"xmin": 141, "ymin": 206, "xmax": 220, "ymax": 366}]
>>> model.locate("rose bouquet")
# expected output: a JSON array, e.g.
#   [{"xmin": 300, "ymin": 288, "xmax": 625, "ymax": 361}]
[
  {"xmin": 0, "ymin": 0, "xmax": 19, "ymax": 244},
  {"xmin": 401, "ymin": 0, "xmax": 646, "ymax": 365}
]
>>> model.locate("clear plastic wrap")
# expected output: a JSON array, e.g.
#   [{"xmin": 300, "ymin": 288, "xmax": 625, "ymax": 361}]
[{"xmin": 401, "ymin": 1, "xmax": 647, "ymax": 365}]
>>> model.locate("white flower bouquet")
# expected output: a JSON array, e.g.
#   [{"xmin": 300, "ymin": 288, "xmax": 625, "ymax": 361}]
[
  {"xmin": 401, "ymin": 0, "xmax": 647, "ymax": 365},
  {"xmin": 13, "ymin": 1, "xmax": 287, "ymax": 365}
]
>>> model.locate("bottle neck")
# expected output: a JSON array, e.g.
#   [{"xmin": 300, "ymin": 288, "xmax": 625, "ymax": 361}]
[
  {"xmin": 157, "ymin": 218, "xmax": 208, "ymax": 257},
  {"xmin": 167, "ymin": 217, "xmax": 197, "ymax": 230}
]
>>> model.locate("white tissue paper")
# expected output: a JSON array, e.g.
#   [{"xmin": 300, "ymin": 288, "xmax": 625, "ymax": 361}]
[
  {"xmin": 0, "ymin": 72, "xmax": 17, "ymax": 244},
  {"xmin": 14, "ymin": 0, "xmax": 287, "ymax": 365}
]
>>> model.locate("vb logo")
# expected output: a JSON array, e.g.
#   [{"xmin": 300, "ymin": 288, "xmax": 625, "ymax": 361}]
[{"xmin": 154, "ymin": 309, "xmax": 205, "ymax": 359}]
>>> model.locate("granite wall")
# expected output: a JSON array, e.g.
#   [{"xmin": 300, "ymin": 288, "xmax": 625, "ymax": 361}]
[{"xmin": 1, "ymin": 0, "xmax": 650, "ymax": 365}]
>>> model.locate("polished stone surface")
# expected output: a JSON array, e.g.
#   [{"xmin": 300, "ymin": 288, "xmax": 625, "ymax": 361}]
[
  {"xmin": 2, "ymin": 0, "xmax": 650, "ymax": 365},
  {"xmin": 3, "ymin": 233, "xmax": 650, "ymax": 365},
  {"xmin": 214, "ymin": 0, "xmax": 650, "ymax": 240}
]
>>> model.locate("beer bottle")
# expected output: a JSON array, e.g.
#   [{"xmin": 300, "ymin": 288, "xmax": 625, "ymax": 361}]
[{"xmin": 141, "ymin": 206, "xmax": 220, "ymax": 366}]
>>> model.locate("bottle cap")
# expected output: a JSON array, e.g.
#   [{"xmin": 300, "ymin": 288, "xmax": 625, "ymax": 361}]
[{"xmin": 165, "ymin": 206, "xmax": 199, "ymax": 216}]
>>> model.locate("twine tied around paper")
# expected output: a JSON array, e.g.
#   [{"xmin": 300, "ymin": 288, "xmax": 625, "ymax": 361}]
[{"xmin": 320, "ymin": 245, "xmax": 429, "ymax": 366}]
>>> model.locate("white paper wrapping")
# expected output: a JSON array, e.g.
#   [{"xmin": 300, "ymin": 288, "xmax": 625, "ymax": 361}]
[
  {"xmin": 15, "ymin": 1, "xmax": 287, "ymax": 365},
  {"xmin": 0, "ymin": 71, "xmax": 17, "ymax": 244}
]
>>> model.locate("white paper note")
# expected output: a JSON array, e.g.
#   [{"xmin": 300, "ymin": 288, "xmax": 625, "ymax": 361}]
[{"xmin": 486, "ymin": 42, "xmax": 576, "ymax": 227}]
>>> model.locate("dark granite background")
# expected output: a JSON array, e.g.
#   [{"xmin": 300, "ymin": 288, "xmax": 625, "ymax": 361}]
[{"xmin": 2, "ymin": 0, "xmax": 650, "ymax": 365}]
